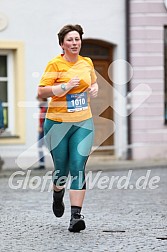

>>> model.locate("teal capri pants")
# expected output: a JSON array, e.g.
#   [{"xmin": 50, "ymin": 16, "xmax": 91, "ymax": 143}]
[{"xmin": 44, "ymin": 118, "xmax": 94, "ymax": 190}]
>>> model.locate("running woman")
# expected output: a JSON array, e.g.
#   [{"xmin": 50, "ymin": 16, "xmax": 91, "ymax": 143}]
[{"xmin": 38, "ymin": 24, "xmax": 98, "ymax": 232}]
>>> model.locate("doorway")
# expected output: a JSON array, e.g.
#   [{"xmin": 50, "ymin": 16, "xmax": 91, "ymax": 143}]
[{"xmin": 80, "ymin": 39, "xmax": 114, "ymax": 153}]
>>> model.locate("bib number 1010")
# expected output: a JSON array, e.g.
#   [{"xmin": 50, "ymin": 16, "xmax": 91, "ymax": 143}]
[
  {"xmin": 71, "ymin": 97, "xmax": 86, "ymax": 107},
  {"xmin": 66, "ymin": 92, "xmax": 88, "ymax": 112}
]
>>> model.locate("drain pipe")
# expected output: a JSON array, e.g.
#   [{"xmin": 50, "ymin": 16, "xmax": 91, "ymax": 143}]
[{"xmin": 125, "ymin": 0, "xmax": 132, "ymax": 160}]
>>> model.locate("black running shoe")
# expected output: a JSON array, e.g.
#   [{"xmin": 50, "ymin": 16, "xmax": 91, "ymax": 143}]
[
  {"xmin": 68, "ymin": 213, "xmax": 86, "ymax": 232},
  {"xmin": 52, "ymin": 188, "xmax": 65, "ymax": 218}
]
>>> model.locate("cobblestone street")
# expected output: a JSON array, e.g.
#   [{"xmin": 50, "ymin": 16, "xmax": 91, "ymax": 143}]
[{"xmin": 0, "ymin": 167, "xmax": 167, "ymax": 252}]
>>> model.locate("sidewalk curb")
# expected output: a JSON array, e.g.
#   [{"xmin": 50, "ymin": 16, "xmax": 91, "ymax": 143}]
[
  {"xmin": 0, "ymin": 160, "xmax": 166, "ymax": 178},
  {"xmin": 86, "ymin": 159, "xmax": 167, "ymax": 172}
]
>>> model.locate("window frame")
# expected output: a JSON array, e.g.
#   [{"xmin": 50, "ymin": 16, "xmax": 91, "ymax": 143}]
[
  {"xmin": 0, "ymin": 41, "xmax": 25, "ymax": 144},
  {"xmin": 0, "ymin": 50, "xmax": 15, "ymax": 133}
]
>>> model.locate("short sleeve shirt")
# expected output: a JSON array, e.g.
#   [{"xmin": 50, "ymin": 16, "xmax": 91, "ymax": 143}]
[{"xmin": 39, "ymin": 54, "xmax": 97, "ymax": 122}]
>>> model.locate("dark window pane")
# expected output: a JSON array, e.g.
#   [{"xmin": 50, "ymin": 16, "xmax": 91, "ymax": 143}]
[
  {"xmin": 0, "ymin": 56, "xmax": 7, "ymax": 77},
  {"xmin": 0, "ymin": 81, "xmax": 7, "ymax": 102}
]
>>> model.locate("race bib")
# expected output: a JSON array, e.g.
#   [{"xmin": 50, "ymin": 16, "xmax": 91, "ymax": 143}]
[{"xmin": 66, "ymin": 92, "xmax": 88, "ymax": 112}]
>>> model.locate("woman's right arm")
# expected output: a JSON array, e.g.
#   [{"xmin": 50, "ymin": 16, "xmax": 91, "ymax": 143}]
[
  {"xmin": 38, "ymin": 85, "xmax": 70, "ymax": 98},
  {"xmin": 38, "ymin": 86, "xmax": 54, "ymax": 98},
  {"xmin": 38, "ymin": 76, "xmax": 80, "ymax": 98}
]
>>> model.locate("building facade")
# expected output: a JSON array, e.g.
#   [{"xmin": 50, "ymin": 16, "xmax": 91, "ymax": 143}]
[
  {"xmin": 128, "ymin": 0, "xmax": 167, "ymax": 159},
  {"xmin": 0, "ymin": 0, "xmax": 167, "ymax": 169},
  {"xmin": 0, "ymin": 0, "xmax": 127, "ymax": 168}
]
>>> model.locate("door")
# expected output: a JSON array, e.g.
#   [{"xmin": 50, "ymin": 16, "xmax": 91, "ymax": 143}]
[{"xmin": 80, "ymin": 39, "xmax": 114, "ymax": 153}]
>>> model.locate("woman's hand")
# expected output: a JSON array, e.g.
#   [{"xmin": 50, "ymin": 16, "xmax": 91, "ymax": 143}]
[
  {"xmin": 89, "ymin": 83, "xmax": 98, "ymax": 98},
  {"xmin": 66, "ymin": 76, "xmax": 80, "ymax": 90}
]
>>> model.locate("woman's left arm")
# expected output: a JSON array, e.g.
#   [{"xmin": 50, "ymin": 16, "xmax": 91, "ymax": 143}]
[{"xmin": 89, "ymin": 82, "xmax": 98, "ymax": 98}]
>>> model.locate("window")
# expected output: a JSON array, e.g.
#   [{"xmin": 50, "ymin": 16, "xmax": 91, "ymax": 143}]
[
  {"xmin": 0, "ymin": 41, "xmax": 25, "ymax": 143},
  {"xmin": 0, "ymin": 51, "xmax": 14, "ymax": 134}
]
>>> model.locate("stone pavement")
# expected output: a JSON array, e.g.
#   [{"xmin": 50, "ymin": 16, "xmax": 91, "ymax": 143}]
[{"xmin": 0, "ymin": 165, "xmax": 167, "ymax": 252}]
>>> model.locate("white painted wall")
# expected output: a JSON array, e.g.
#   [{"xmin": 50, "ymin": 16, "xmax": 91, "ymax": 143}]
[{"xmin": 0, "ymin": 0, "xmax": 126, "ymax": 167}]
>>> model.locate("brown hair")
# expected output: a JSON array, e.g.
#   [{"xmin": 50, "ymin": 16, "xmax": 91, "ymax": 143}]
[{"xmin": 58, "ymin": 24, "xmax": 84, "ymax": 45}]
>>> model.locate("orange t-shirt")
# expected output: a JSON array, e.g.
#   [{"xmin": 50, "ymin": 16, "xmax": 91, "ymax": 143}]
[{"xmin": 39, "ymin": 54, "xmax": 97, "ymax": 122}]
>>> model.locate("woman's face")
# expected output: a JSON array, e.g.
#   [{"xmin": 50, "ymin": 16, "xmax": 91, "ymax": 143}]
[{"xmin": 61, "ymin": 31, "xmax": 81, "ymax": 56}]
